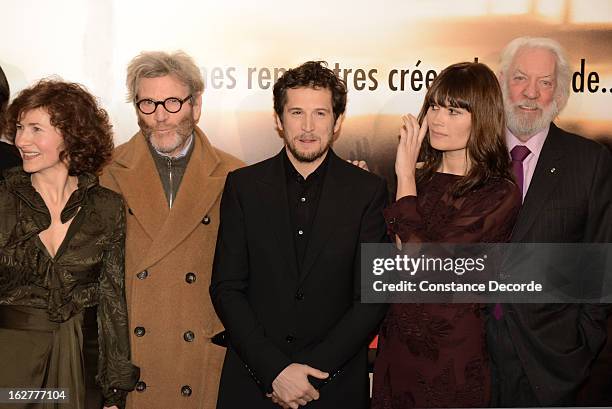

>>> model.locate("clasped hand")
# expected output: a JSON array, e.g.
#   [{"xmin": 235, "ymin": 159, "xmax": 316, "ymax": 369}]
[{"xmin": 266, "ymin": 363, "xmax": 328, "ymax": 408}]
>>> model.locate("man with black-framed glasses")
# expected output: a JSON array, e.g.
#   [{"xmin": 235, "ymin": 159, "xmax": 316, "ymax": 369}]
[{"xmin": 101, "ymin": 50, "xmax": 243, "ymax": 409}]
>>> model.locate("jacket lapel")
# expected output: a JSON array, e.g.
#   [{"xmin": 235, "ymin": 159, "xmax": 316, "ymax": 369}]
[
  {"xmin": 141, "ymin": 128, "xmax": 225, "ymax": 269},
  {"xmin": 512, "ymin": 124, "xmax": 564, "ymax": 242},
  {"xmin": 299, "ymin": 151, "xmax": 350, "ymax": 283},
  {"xmin": 109, "ymin": 133, "xmax": 169, "ymax": 241},
  {"xmin": 257, "ymin": 150, "xmax": 300, "ymax": 279}
]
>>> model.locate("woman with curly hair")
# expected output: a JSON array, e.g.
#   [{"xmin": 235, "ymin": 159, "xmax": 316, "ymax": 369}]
[
  {"xmin": 0, "ymin": 79, "xmax": 139, "ymax": 409},
  {"xmin": 371, "ymin": 62, "xmax": 521, "ymax": 408}
]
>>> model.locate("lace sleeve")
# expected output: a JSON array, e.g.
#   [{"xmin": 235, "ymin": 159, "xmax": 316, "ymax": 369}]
[{"xmin": 384, "ymin": 178, "xmax": 521, "ymax": 243}]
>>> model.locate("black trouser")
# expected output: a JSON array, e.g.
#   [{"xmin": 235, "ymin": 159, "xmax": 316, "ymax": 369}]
[{"xmin": 486, "ymin": 313, "xmax": 539, "ymax": 407}]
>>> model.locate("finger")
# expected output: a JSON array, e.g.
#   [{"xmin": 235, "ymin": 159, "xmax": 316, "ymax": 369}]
[
  {"xmin": 305, "ymin": 386, "xmax": 320, "ymax": 401},
  {"xmin": 417, "ymin": 114, "xmax": 429, "ymax": 145},
  {"xmin": 270, "ymin": 392, "xmax": 283, "ymax": 404},
  {"xmin": 296, "ymin": 397, "xmax": 308, "ymax": 406},
  {"xmin": 399, "ymin": 115, "xmax": 410, "ymax": 144},
  {"xmin": 408, "ymin": 114, "xmax": 419, "ymax": 147},
  {"xmin": 401, "ymin": 115, "xmax": 415, "ymax": 148},
  {"xmin": 305, "ymin": 366, "xmax": 329, "ymax": 380},
  {"xmin": 289, "ymin": 401, "xmax": 299, "ymax": 409}
]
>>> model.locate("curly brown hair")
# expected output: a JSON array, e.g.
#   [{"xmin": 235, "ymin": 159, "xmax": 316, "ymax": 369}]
[
  {"xmin": 273, "ymin": 61, "xmax": 347, "ymax": 124},
  {"xmin": 5, "ymin": 78, "xmax": 114, "ymax": 176}
]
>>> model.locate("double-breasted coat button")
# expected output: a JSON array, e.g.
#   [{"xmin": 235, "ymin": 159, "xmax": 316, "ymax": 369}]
[
  {"xmin": 183, "ymin": 330, "xmax": 195, "ymax": 342},
  {"xmin": 128, "ymin": 208, "xmax": 134, "ymax": 215},
  {"xmin": 202, "ymin": 215, "xmax": 211, "ymax": 225},
  {"xmin": 181, "ymin": 385, "xmax": 192, "ymax": 397},
  {"xmin": 134, "ymin": 326, "xmax": 146, "ymax": 337},
  {"xmin": 185, "ymin": 272, "xmax": 197, "ymax": 284},
  {"xmin": 136, "ymin": 270, "xmax": 148, "ymax": 280},
  {"xmin": 135, "ymin": 381, "xmax": 146, "ymax": 392},
  {"xmin": 295, "ymin": 291, "xmax": 304, "ymax": 300},
  {"xmin": 286, "ymin": 335, "xmax": 295, "ymax": 343}
]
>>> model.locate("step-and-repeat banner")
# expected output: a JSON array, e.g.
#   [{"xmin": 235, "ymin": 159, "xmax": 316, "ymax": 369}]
[{"xmin": 1, "ymin": 0, "xmax": 610, "ymax": 186}]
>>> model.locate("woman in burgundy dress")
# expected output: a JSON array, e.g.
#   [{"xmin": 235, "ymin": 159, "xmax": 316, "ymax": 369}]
[{"xmin": 371, "ymin": 62, "xmax": 521, "ymax": 408}]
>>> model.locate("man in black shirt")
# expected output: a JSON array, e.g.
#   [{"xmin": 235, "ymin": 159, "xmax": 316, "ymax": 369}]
[{"xmin": 211, "ymin": 61, "xmax": 388, "ymax": 409}]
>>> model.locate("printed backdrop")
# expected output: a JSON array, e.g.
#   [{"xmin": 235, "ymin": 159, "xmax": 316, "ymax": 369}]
[{"xmin": 2, "ymin": 0, "xmax": 611, "ymax": 188}]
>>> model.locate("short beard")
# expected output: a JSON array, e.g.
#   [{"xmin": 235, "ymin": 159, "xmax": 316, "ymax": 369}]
[
  {"xmin": 285, "ymin": 134, "xmax": 333, "ymax": 163},
  {"xmin": 139, "ymin": 115, "xmax": 195, "ymax": 156},
  {"xmin": 503, "ymin": 84, "xmax": 559, "ymax": 138}
]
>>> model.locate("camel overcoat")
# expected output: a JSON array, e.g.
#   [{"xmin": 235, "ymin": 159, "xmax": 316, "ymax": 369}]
[{"xmin": 100, "ymin": 127, "xmax": 243, "ymax": 409}]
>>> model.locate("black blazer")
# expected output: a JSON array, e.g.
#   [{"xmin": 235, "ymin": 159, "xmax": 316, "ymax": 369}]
[
  {"xmin": 503, "ymin": 123, "xmax": 611, "ymax": 405},
  {"xmin": 211, "ymin": 149, "xmax": 388, "ymax": 409},
  {"xmin": 0, "ymin": 141, "xmax": 21, "ymax": 179}
]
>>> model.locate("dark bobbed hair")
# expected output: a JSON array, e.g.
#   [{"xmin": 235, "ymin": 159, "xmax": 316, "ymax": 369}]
[
  {"xmin": 273, "ymin": 61, "xmax": 347, "ymax": 123},
  {"xmin": 0, "ymin": 65, "xmax": 9, "ymax": 135},
  {"xmin": 6, "ymin": 78, "xmax": 114, "ymax": 176},
  {"xmin": 417, "ymin": 62, "xmax": 513, "ymax": 196}
]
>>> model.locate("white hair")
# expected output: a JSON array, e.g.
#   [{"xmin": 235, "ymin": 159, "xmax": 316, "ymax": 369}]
[{"xmin": 499, "ymin": 36, "xmax": 571, "ymax": 112}]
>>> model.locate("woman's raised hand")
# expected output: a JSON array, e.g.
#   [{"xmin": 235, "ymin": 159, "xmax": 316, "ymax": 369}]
[{"xmin": 395, "ymin": 113, "xmax": 428, "ymax": 179}]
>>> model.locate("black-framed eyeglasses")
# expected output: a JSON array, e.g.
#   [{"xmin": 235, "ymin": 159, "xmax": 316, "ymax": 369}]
[{"xmin": 135, "ymin": 95, "xmax": 193, "ymax": 115}]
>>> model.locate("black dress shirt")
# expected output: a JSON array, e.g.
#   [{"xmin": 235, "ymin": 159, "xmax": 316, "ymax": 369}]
[{"xmin": 283, "ymin": 150, "xmax": 329, "ymax": 268}]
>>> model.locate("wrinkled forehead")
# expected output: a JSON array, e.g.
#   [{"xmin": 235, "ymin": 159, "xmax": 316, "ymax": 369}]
[
  {"xmin": 136, "ymin": 74, "xmax": 190, "ymax": 100},
  {"xmin": 510, "ymin": 47, "xmax": 557, "ymax": 77}
]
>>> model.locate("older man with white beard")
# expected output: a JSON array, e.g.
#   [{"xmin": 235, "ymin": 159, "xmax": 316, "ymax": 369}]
[{"xmin": 486, "ymin": 37, "xmax": 612, "ymax": 407}]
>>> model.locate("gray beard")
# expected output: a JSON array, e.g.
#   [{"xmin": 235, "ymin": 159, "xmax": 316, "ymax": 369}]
[
  {"xmin": 503, "ymin": 88, "xmax": 559, "ymax": 139},
  {"xmin": 138, "ymin": 116, "xmax": 195, "ymax": 155}
]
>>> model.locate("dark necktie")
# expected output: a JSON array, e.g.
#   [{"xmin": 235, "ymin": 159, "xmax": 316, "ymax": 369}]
[
  {"xmin": 493, "ymin": 145, "xmax": 531, "ymax": 320},
  {"xmin": 510, "ymin": 145, "xmax": 531, "ymax": 196}
]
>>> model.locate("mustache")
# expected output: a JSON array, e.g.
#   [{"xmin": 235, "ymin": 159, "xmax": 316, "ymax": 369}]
[
  {"xmin": 513, "ymin": 100, "xmax": 542, "ymax": 110},
  {"xmin": 295, "ymin": 133, "xmax": 319, "ymax": 140}
]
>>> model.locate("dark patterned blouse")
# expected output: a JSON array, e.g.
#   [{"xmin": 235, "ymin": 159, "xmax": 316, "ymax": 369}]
[
  {"xmin": 371, "ymin": 172, "xmax": 521, "ymax": 408},
  {"xmin": 0, "ymin": 168, "xmax": 138, "ymax": 408}
]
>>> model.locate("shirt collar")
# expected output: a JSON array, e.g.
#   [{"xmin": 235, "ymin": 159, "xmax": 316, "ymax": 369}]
[
  {"xmin": 283, "ymin": 148, "xmax": 330, "ymax": 183},
  {"xmin": 505, "ymin": 124, "xmax": 550, "ymax": 159},
  {"xmin": 5, "ymin": 168, "xmax": 98, "ymax": 223}
]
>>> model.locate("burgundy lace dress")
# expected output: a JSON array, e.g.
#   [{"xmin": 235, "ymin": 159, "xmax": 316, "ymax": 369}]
[{"xmin": 371, "ymin": 172, "xmax": 521, "ymax": 408}]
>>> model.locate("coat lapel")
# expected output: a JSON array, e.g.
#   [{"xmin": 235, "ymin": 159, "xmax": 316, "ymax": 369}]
[
  {"xmin": 512, "ymin": 124, "xmax": 564, "ymax": 242},
  {"xmin": 300, "ymin": 151, "xmax": 351, "ymax": 283},
  {"xmin": 109, "ymin": 133, "xmax": 169, "ymax": 241},
  {"xmin": 141, "ymin": 128, "xmax": 225, "ymax": 269},
  {"xmin": 256, "ymin": 151, "xmax": 300, "ymax": 279}
]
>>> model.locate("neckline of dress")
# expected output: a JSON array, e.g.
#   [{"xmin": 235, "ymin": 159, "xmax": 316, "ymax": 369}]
[{"xmin": 434, "ymin": 171, "xmax": 463, "ymax": 177}]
